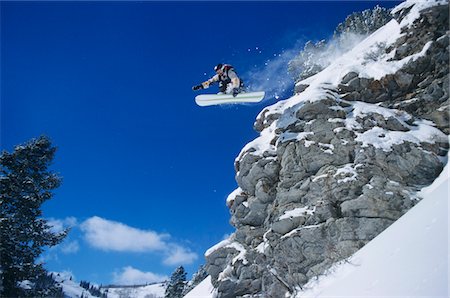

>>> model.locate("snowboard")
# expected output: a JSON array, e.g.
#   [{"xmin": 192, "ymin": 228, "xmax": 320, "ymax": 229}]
[{"xmin": 195, "ymin": 91, "xmax": 265, "ymax": 107}]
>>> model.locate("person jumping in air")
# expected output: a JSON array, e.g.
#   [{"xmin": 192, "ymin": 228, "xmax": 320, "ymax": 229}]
[{"xmin": 192, "ymin": 63, "xmax": 245, "ymax": 97}]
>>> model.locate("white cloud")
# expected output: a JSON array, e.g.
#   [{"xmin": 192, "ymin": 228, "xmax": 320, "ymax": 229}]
[
  {"xmin": 80, "ymin": 216, "xmax": 199, "ymax": 266},
  {"xmin": 113, "ymin": 266, "xmax": 167, "ymax": 285},
  {"xmin": 164, "ymin": 245, "xmax": 198, "ymax": 266},
  {"xmin": 39, "ymin": 222, "xmax": 80, "ymax": 262},
  {"xmin": 39, "ymin": 239, "xmax": 80, "ymax": 263},
  {"xmin": 60, "ymin": 240, "xmax": 80, "ymax": 254},
  {"xmin": 47, "ymin": 217, "xmax": 78, "ymax": 234},
  {"xmin": 80, "ymin": 216, "xmax": 169, "ymax": 252}
]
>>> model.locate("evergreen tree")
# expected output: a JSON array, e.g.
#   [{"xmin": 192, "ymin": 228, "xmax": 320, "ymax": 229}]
[
  {"xmin": 33, "ymin": 273, "xmax": 65, "ymax": 297},
  {"xmin": 334, "ymin": 5, "xmax": 392, "ymax": 36},
  {"xmin": 182, "ymin": 264, "xmax": 208, "ymax": 295},
  {"xmin": 164, "ymin": 266, "xmax": 187, "ymax": 298},
  {"xmin": 0, "ymin": 265, "xmax": 3, "ymax": 294},
  {"xmin": 0, "ymin": 136, "xmax": 67, "ymax": 297}
]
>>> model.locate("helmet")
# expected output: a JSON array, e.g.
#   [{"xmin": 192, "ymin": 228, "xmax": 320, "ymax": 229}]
[{"xmin": 214, "ymin": 63, "xmax": 223, "ymax": 72}]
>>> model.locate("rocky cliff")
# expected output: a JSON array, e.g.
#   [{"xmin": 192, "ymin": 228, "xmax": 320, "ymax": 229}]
[{"xmin": 205, "ymin": 1, "xmax": 449, "ymax": 297}]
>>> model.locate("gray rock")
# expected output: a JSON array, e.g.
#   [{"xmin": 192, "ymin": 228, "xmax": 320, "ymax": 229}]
[
  {"xmin": 271, "ymin": 216, "xmax": 305, "ymax": 235},
  {"xmin": 240, "ymin": 200, "xmax": 267, "ymax": 227},
  {"xmin": 341, "ymin": 72, "xmax": 359, "ymax": 84},
  {"xmin": 295, "ymin": 84, "xmax": 309, "ymax": 93},
  {"xmin": 394, "ymin": 71, "xmax": 414, "ymax": 89},
  {"xmin": 207, "ymin": 3, "xmax": 449, "ymax": 297}
]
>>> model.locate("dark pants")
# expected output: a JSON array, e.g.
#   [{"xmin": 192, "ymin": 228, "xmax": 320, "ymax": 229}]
[{"xmin": 219, "ymin": 79, "xmax": 245, "ymax": 93}]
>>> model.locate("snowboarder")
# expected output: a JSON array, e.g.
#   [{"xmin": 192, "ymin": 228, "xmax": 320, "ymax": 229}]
[{"xmin": 192, "ymin": 63, "xmax": 244, "ymax": 97}]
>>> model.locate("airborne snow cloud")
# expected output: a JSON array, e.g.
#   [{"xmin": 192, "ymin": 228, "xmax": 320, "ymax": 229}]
[
  {"xmin": 244, "ymin": 32, "xmax": 366, "ymax": 100},
  {"xmin": 80, "ymin": 216, "xmax": 198, "ymax": 265},
  {"xmin": 244, "ymin": 47, "xmax": 299, "ymax": 100}
]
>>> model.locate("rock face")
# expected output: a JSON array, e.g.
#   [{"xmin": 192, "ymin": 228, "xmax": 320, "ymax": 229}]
[{"xmin": 205, "ymin": 1, "xmax": 449, "ymax": 297}]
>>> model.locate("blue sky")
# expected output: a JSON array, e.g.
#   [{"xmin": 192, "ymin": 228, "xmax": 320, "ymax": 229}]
[{"xmin": 1, "ymin": 1, "xmax": 400, "ymax": 286}]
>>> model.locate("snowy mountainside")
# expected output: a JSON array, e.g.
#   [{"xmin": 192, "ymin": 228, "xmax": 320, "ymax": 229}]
[
  {"xmin": 202, "ymin": 0, "xmax": 449, "ymax": 297},
  {"xmin": 53, "ymin": 273, "xmax": 101, "ymax": 298},
  {"xmin": 53, "ymin": 272, "xmax": 165, "ymax": 298},
  {"xmin": 184, "ymin": 276, "xmax": 215, "ymax": 298}
]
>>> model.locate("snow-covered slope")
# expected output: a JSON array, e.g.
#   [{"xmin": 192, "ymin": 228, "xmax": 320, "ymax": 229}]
[
  {"xmin": 186, "ymin": 161, "xmax": 449, "ymax": 297},
  {"xmin": 184, "ymin": 276, "xmax": 215, "ymax": 298},
  {"xmin": 53, "ymin": 272, "xmax": 101, "ymax": 298},
  {"xmin": 54, "ymin": 272, "xmax": 166, "ymax": 298},
  {"xmin": 102, "ymin": 284, "xmax": 165, "ymax": 298}
]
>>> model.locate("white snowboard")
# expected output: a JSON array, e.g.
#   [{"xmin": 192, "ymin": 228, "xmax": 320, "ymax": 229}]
[{"xmin": 195, "ymin": 91, "xmax": 265, "ymax": 107}]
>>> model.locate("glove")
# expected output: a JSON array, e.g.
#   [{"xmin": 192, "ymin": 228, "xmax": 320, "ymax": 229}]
[
  {"xmin": 232, "ymin": 88, "xmax": 239, "ymax": 97},
  {"xmin": 192, "ymin": 84, "xmax": 204, "ymax": 91}
]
